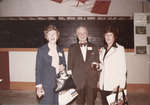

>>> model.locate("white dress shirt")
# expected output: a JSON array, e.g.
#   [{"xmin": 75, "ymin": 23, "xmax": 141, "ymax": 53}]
[{"xmin": 80, "ymin": 45, "xmax": 87, "ymax": 62}]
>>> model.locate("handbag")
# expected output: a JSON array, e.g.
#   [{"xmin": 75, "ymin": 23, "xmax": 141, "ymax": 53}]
[
  {"xmin": 107, "ymin": 86, "xmax": 128, "ymax": 105},
  {"xmin": 54, "ymin": 70, "xmax": 76, "ymax": 93},
  {"xmin": 59, "ymin": 88, "xmax": 78, "ymax": 105}
]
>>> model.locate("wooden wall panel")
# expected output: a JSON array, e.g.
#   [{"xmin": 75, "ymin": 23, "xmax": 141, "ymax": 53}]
[
  {"xmin": 10, "ymin": 82, "xmax": 150, "ymax": 94},
  {"xmin": 0, "ymin": 52, "xmax": 10, "ymax": 89}
]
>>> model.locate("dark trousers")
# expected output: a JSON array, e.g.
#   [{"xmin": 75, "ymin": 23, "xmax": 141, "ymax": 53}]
[
  {"xmin": 76, "ymin": 86, "xmax": 97, "ymax": 105},
  {"xmin": 100, "ymin": 90, "xmax": 112, "ymax": 105}
]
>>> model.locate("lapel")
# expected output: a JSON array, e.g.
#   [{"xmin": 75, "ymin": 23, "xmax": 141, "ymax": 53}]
[
  {"xmin": 56, "ymin": 46, "xmax": 62, "ymax": 65},
  {"xmin": 103, "ymin": 47, "xmax": 117, "ymax": 61},
  {"xmin": 44, "ymin": 44, "xmax": 52, "ymax": 65}
]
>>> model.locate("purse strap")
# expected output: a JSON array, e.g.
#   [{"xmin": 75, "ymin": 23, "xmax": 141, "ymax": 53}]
[
  {"xmin": 115, "ymin": 86, "xmax": 120, "ymax": 105},
  {"xmin": 115, "ymin": 85, "xmax": 129, "ymax": 105},
  {"xmin": 122, "ymin": 89, "xmax": 129, "ymax": 105}
]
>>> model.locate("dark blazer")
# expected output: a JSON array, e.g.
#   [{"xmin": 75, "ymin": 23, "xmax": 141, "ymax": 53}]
[
  {"xmin": 36, "ymin": 43, "xmax": 66, "ymax": 104},
  {"xmin": 68, "ymin": 42, "xmax": 99, "ymax": 89}
]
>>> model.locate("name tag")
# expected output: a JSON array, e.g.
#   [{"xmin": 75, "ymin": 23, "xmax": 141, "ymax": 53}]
[{"xmin": 87, "ymin": 47, "xmax": 92, "ymax": 50}]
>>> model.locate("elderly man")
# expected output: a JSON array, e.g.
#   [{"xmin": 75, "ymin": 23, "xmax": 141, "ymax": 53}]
[{"xmin": 68, "ymin": 26, "xmax": 99, "ymax": 105}]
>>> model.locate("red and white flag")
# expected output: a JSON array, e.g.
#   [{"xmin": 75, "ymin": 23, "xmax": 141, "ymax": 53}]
[{"xmin": 91, "ymin": 0, "xmax": 111, "ymax": 14}]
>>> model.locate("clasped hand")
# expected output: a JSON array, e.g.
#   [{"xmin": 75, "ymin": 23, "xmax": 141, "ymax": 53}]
[
  {"xmin": 91, "ymin": 62, "xmax": 100, "ymax": 71},
  {"xmin": 58, "ymin": 64, "xmax": 65, "ymax": 72},
  {"xmin": 36, "ymin": 86, "xmax": 45, "ymax": 98}
]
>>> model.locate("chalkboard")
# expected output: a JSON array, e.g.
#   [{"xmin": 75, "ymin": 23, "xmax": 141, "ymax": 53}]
[{"xmin": 0, "ymin": 17, "xmax": 134, "ymax": 48}]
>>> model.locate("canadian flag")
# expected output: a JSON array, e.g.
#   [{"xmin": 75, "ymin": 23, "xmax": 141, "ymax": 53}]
[
  {"xmin": 51, "ymin": 0, "xmax": 111, "ymax": 14},
  {"xmin": 91, "ymin": 0, "xmax": 111, "ymax": 14}
]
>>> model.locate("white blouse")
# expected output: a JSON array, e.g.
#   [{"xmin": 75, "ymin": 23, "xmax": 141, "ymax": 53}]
[{"xmin": 48, "ymin": 43, "xmax": 59, "ymax": 74}]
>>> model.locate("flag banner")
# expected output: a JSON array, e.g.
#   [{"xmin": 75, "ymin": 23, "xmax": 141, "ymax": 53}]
[
  {"xmin": 91, "ymin": 0, "xmax": 111, "ymax": 14},
  {"xmin": 51, "ymin": 0, "xmax": 111, "ymax": 14}
]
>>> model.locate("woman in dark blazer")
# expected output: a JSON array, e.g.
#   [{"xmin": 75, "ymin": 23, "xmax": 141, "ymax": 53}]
[{"xmin": 35, "ymin": 25, "xmax": 66, "ymax": 105}]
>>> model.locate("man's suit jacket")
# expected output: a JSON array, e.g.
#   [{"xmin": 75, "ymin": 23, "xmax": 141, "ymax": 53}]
[{"xmin": 68, "ymin": 42, "xmax": 99, "ymax": 89}]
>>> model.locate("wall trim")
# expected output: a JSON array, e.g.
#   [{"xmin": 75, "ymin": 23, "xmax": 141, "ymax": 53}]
[
  {"xmin": 0, "ymin": 48, "xmax": 134, "ymax": 52},
  {"xmin": 10, "ymin": 82, "xmax": 35, "ymax": 90},
  {"xmin": 10, "ymin": 82, "xmax": 150, "ymax": 93},
  {"xmin": 0, "ymin": 48, "xmax": 37, "ymax": 52},
  {"xmin": 126, "ymin": 84, "xmax": 150, "ymax": 93}
]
